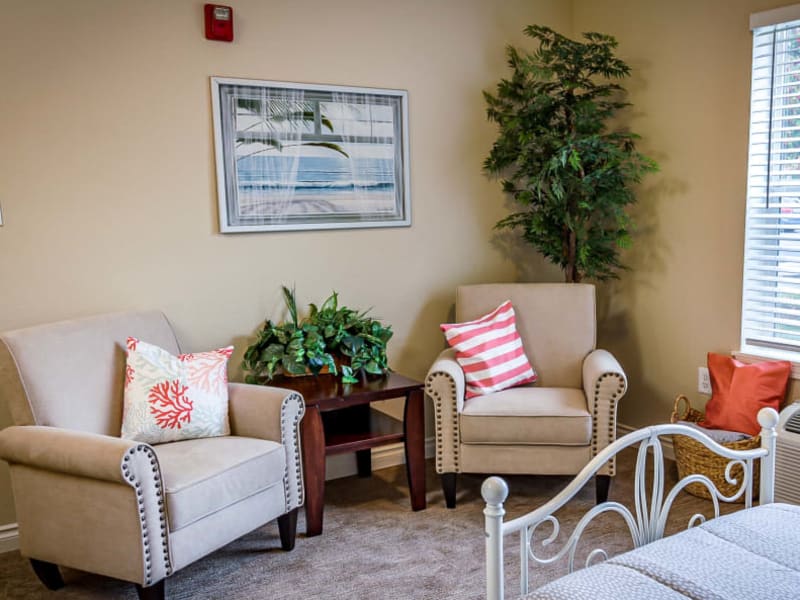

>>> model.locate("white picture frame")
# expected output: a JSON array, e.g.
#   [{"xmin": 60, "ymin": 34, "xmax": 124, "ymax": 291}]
[{"xmin": 210, "ymin": 77, "xmax": 411, "ymax": 233}]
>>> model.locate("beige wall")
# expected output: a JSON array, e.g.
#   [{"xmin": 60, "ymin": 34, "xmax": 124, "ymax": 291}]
[
  {"xmin": 573, "ymin": 0, "xmax": 791, "ymax": 427},
  {"xmin": 0, "ymin": 1, "xmax": 571, "ymax": 527}
]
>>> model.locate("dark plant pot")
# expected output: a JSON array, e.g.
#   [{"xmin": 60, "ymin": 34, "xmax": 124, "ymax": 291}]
[{"xmin": 283, "ymin": 365, "xmax": 333, "ymax": 378}]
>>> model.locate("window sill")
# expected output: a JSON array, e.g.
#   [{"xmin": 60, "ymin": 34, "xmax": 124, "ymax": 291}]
[{"xmin": 732, "ymin": 350, "xmax": 800, "ymax": 380}]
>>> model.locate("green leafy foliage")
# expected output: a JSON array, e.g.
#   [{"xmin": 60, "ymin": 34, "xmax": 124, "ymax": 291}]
[
  {"xmin": 234, "ymin": 98, "xmax": 349, "ymax": 159},
  {"xmin": 242, "ymin": 286, "xmax": 393, "ymax": 385},
  {"xmin": 484, "ymin": 25, "xmax": 658, "ymax": 282}
]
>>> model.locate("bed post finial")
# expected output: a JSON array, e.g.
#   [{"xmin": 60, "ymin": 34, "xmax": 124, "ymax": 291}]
[
  {"xmin": 483, "ymin": 477, "xmax": 508, "ymax": 600},
  {"xmin": 758, "ymin": 407, "xmax": 779, "ymax": 505},
  {"xmin": 482, "ymin": 476, "xmax": 509, "ymax": 506}
]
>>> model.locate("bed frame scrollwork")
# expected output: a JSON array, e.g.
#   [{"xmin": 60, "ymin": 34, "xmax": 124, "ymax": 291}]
[{"xmin": 482, "ymin": 407, "xmax": 780, "ymax": 600}]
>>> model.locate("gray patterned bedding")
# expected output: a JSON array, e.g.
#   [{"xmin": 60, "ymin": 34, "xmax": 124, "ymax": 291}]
[{"xmin": 523, "ymin": 503, "xmax": 800, "ymax": 600}]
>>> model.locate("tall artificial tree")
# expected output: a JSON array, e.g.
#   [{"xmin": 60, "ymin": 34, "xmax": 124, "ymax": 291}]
[{"xmin": 484, "ymin": 25, "xmax": 658, "ymax": 283}]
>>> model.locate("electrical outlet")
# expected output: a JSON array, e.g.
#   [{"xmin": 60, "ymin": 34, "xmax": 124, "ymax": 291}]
[{"xmin": 698, "ymin": 366, "xmax": 712, "ymax": 395}]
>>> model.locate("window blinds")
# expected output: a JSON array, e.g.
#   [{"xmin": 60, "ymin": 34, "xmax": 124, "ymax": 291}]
[{"xmin": 742, "ymin": 19, "xmax": 800, "ymax": 354}]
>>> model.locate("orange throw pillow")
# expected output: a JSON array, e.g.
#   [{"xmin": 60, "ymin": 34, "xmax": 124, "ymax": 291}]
[{"xmin": 699, "ymin": 352, "xmax": 791, "ymax": 436}]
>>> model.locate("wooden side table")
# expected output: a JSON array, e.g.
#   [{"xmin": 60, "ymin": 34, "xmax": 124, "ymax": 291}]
[{"xmin": 273, "ymin": 372, "xmax": 426, "ymax": 536}]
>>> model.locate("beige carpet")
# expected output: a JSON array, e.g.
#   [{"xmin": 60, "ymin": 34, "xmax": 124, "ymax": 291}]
[{"xmin": 0, "ymin": 449, "xmax": 739, "ymax": 599}]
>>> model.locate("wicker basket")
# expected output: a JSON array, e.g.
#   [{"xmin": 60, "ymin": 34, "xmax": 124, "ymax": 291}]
[{"xmin": 670, "ymin": 394, "xmax": 760, "ymax": 502}]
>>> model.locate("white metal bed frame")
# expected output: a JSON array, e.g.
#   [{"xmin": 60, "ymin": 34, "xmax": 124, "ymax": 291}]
[{"xmin": 482, "ymin": 407, "xmax": 780, "ymax": 600}]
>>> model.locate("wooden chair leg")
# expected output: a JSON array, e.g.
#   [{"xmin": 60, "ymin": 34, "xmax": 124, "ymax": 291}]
[
  {"xmin": 135, "ymin": 579, "xmax": 165, "ymax": 600},
  {"xmin": 278, "ymin": 507, "xmax": 299, "ymax": 551},
  {"xmin": 442, "ymin": 473, "xmax": 457, "ymax": 509},
  {"xmin": 30, "ymin": 559, "xmax": 64, "ymax": 591},
  {"xmin": 596, "ymin": 474, "xmax": 611, "ymax": 504}
]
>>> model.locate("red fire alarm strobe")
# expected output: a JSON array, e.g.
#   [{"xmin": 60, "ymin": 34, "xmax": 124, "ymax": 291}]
[{"xmin": 205, "ymin": 4, "xmax": 233, "ymax": 42}]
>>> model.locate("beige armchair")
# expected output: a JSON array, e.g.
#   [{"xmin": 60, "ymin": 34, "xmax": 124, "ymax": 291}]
[
  {"xmin": 0, "ymin": 311, "xmax": 305, "ymax": 600},
  {"xmin": 425, "ymin": 284, "xmax": 627, "ymax": 508}
]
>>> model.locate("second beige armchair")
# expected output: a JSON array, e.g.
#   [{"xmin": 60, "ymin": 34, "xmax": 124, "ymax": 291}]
[{"xmin": 425, "ymin": 283, "xmax": 627, "ymax": 508}]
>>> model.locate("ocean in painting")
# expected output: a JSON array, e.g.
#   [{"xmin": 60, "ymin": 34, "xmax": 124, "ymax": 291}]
[
  {"xmin": 236, "ymin": 156, "xmax": 397, "ymax": 217},
  {"xmin": 237, "ymin": 156, "xmax": 395, "ymax": 195}
]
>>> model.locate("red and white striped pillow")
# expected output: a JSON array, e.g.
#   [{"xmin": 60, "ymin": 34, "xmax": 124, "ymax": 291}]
[{"xmin": 440, "ymin": 300, "xmax": 537, "ymax": 398}]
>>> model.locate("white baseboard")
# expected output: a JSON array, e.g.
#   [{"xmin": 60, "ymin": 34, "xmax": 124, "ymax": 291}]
[
  {"xmin": 617, "ymin": 423, "xmax": 675, "ymax": 462},
  {"xmin": 326, "ymin": 436, "xmax": 436, "ymax": 481},
  {"xmin": 0, "ymin": 522, "xmax": 18, "ymax": 554}
]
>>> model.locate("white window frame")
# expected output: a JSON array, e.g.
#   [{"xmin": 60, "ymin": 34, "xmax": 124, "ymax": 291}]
[{"xmin": 740, "ymin": 5, "xmax": 800, "ymax": 365}]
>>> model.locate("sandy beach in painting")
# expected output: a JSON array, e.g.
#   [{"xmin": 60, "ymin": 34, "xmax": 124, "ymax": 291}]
[{"xmin": 238, "ymin": 190, "xmax": 398, "ymax": 217}]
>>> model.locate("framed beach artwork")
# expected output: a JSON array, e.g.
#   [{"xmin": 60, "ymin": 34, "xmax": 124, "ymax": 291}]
[{"xmin": 210, "ymin": 77, "xmax": 411, "ymax": 233}]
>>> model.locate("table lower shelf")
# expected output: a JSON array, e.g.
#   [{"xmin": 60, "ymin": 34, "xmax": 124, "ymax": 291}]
[
  {"xmin": 325, "ymin": 431, "xmax": 405, "ymax": 455},
  {"xmin": 322, "ymin": 407, "xmax": 404, "ymax": 455}
]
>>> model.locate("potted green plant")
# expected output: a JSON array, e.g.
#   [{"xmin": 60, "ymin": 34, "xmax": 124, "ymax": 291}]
[
  {"xmin": 484, "ymin": 25, "xmax": 658, "ymax": 282},
  {"xmin": 242, "ymin": 286, "xmax": 393, "ymax": 384}
]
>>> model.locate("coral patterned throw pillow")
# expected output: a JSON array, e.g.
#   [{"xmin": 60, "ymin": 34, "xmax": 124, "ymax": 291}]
[
  {"xmin": 121, "ymin": 337, "xmax": 233, "ymax": 444},
  {"xmin": 440, "ymin": 300, "xmax": 537, "ymax": 399}
]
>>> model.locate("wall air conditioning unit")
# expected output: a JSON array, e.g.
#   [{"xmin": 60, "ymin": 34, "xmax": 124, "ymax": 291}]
[{"xmin": 775, "ymin": 402, "xmax": 800, "ymax": 505}]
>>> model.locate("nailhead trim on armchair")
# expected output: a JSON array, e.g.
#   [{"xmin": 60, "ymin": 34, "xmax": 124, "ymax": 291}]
[
  {"xmin": 280, "ymin": 392, "xmax": 305, "ymax": 512},
  {"xmin": 121, "ymin": 444, "xmax": 171, "ymax": 586},
  {"xmin": 591, "ymin": 372, "xmax": 627, "ymax": 477},
  {"xmin": 426, "ymin": 371, "xmax": 461, "ymax": 474}
]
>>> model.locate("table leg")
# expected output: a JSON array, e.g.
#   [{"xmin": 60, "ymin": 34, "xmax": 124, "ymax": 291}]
[
  {"xmin": 300, "ymin": 404, "xmax": 326, "ymax": 536},
  {"xmin": 353, "ymin": 404, "xmax": 372, "ymax": 477},
  {"xmin": 403, "ymin": 388, "xmax": 426, "ymax": 510},
  {"xmin": 356, "ymin": 449, "xmax": 372, "ymax": 477}
]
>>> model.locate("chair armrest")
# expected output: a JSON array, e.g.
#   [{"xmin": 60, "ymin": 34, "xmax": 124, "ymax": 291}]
[
  {"xmin": 425, "ymin": 348, "xmax": 464, "ymax": 474},
  {"xmin": 227, "ymin": 382, "xmax": 306, "ymax": 511},
  {"xmin": 0, "ymin": 425, "xmax": 137, "ymax": 483},
  {"xmin": 582, "ymin": 349, "xmax": 628, "ymax": 476},
  {"xmin": 426, "ymin": 348, "xmax": 466, "ymax": 413},
  {"xmin": 0, "ymin": 425, "xmax": 171, "ymax": 585}
]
